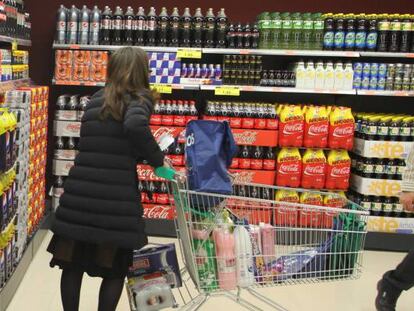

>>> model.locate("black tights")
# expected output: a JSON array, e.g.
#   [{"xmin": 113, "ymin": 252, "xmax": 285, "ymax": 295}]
[{"xmin": 60, "ymin": 268, "xmax": 124, "ymax": 311}]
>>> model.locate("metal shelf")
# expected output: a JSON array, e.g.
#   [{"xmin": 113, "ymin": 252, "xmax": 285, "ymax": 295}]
[
  {"xmin": 360, "ymin": 51, "xmax": 414, "ymax": 58},
  {"xmin": 0, "ymin": 35, "xmax": 31, "ymax": 47},
  {"xmin": 203, "ymin": 48, "xmax": 360, "ymax": 57},
  {"xmin": 357, "ymin": 90, "xmax": 414, "ymax": 97}
]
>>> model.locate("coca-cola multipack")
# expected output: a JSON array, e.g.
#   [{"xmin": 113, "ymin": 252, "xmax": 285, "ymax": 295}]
[
  {"xmin": 203, "ymin": 101, "xmax": 278, "ymax": 130},
  {"xmin": 150, "ymin": 99, "xmax": 198, "ymax": 126},
  {"xmin": 325, "ymin": 150, "xmax": 351, "ymax": 190},
  {"xmin": 231, "ymin": 146, "xmax": 276, "ymax": 171},
  {"xmin": 139, "ymin": 180, "xmax": 171, "ymax": 205},
  {"xmin": 276, "ymin": 148, "xmax": 302, "ymax": 188}
]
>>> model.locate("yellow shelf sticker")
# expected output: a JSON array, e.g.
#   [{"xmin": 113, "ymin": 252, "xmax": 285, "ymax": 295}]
[
  {"xmin": 214, "ymin": 86, "xmax": 240, "ymax": 96},
  {"xmin": 177, "ymin": 49, "xmax": 202, "ymax": 59},
  {"xmin": 11, "ymin": 40, "xmax": 17, "ymax": 51},
  {"xmin": 151, "ymin": 84, "xmax": 173, "ymax": 94}
]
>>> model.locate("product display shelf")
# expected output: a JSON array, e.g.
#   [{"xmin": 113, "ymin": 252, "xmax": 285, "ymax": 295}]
[
  {"xmin": 357, "ymin": 90, "xmax": 414, "ymax": 97},
  {"xmin": 200, "ymin": 84, "xmax": 357, "ymax": 95},
  {"xmin": 0, "ymin": 79, "xmax": 30, "ymax": 93},
  {"xmin": 360, "ymin": 51, "xmax": 414, "ymax": 59},
  {"xmin": 0, "ymin": 35, "xmax": 31, "ymax": 47}
]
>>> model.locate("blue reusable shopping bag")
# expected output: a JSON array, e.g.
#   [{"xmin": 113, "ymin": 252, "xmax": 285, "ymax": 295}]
[{"xmin": 185, "ymin": 120, "xmax": 238, "ymax": 198}]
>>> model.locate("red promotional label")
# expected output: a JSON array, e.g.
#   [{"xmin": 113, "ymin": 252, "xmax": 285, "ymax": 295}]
[
  {"xmin": 161, "ymin": 115, "xmax": 174, "ymax": 126},
  {"xmin": 168, "ymin": 155, "xmax": 184, "ymax": 167},
  {"xmin": 254, "ymin": 118, "xmax": 267, "ymax": 130},
  {"xmin": 239, "ymin": 158, "xmax": 251, "ymax": 170},
  {"xmin": 217, "ymin": 116, "xmax": 231, "ymax": 123},
  {"xmin": 150, "ymin": 114, "xmax": 162, "ymax": 125},
  {"xmin": 150, "ymin": 126, "xmax": 186, "ymax": 144},
  {"xmin": 230, "ymin": 117, "xmax": 242, "ymax": 129},
  {"xmin": 174, "ymin": 115, "xmax": 187, "ymax": 127},
  {"xmin": 186, "ymin": 116, "xmax": 198, "ymax": 124},
  {"xmin": 242, "ymin": 118, "xmax": 255, "ymax": 129},
  {"xmin": 156, "ymin": 194, "xmax": 170, "ymax": 205},
  {"xmin": 143, "ymin": 204, "xmax": 175, "ymax": 220},
  {"xmin": 250, "ymin": 159, "xmax": 264, "ymax": 170},
  {"xmin": 276, "ymin": 160, "xmax": 302, "ymax": 188},
  {"xmin": 232, "ymin": 129, "xmax": 278, "ymax": 147},
  {"xmin": 266, "ymin": 119, "xmax": 278, "ymax": 130},
  {"xmin": 203, "ymin": 116, "xmax": 217, "ymax": 121},
  {"xmin": 263, "ymin": 159, "xmax": 276, "ymax": 171}
]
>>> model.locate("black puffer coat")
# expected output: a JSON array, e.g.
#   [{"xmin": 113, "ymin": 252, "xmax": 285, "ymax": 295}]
[{"xmin": 52, "ymin": 89, "xmax": 164, "ymax": 249}]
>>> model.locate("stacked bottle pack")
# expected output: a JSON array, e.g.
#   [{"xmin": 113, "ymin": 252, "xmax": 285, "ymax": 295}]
[
  {"xmin": 223, "ymin": 55, "xmax": 263, "ymax": 86},
  {"xmin": 0, "ymin": 0, "xmax": 31, "ymax": 40},
  {"xmin": 0, "ymin": 48, "xmax": 29, "ymax": 82},
  {"xmin": 52, "ymin": 95, "xmax": 90, "ymax": 209},
  {"xmin": 351, "ymin": 112, "xmax": 414, "ymax": 218},
  {"xmin": 55, "ymin": 5, "xmax": 235, "ymax": 49},
  {"xmin": 1, "ymin": 86, "xmax": 49, "ymax": 287}
]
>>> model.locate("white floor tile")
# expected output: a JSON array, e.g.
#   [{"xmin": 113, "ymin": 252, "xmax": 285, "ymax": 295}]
[{"xmin": 6, "ymin": 232, "xmax": 414, "ymax": 311}]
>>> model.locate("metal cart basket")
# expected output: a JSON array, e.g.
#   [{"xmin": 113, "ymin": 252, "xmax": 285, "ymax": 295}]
[{"xmin": 131, "ymin": 169, "xmax": 369, "ymax": 311}]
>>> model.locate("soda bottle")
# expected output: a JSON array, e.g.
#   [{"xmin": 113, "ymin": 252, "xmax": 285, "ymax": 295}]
[
  {"xmin": 344, "ymin": 14, "xmax": 356, "ymax": 51},
  {"xmin": 334, "ymin": 14, "xmax": 346, "ymax": 51},
  {"xmin": 264, "ymin": 147, "xmax": 276, "ymax": 171},
  {"xmin": 258, "ymin": 12, "xmax": 271, "ymax": 49},
  {"xmin": 312, "ymin": 13, "xmax": 325, "ymax": 50},
  {"xmin": 89, "ymin": 6, "xmax": 101, "ymax": 45},
  {"xmin": 291, "ymin": 13, "xmax": 303, "ymax": 50},
  {"xmin": 371, "ymin": 196, "xmax": 383, "ymax": 216},
  {"xmin": 393, "ymin": 197, "xmax": 404, "ymax": 218},
  {"xmin": 123, "ymin": 6, "xmax": 134, "ymax": 45},
  {"xmin": 323, "ymin": 13, "xmax": 334, "ymax": 50},
  {"xmin": 78, "ymin": 5, "xmax": 89, "ymax": 45},
  {"xmin": 226, "ymin": 23, "xmax": 236, "ymax": 48},
  {"xmin": 67, "ymin": 137, "xmax": 77, "ymax": 150},
  {"xmin": 55, "ymin": 136, "xmax": 65, "ymax": 151},
  {"xmin": 281, "ymin": 12, "xmax": 292, "ymax": 49},
  {"xmin": 377, "ymin": 14, "xmax": 390, "ymax": 52},
  {"xmin": 389, "ymin": 14, "xmax": 402, "ymax": 52},
  {"xmin": 251, "ymin": 146, "xmax": 264, "ymax": 170},
  {"xmin": 135, "ymin": 7, "xmax": 146, "ymax": 46},
  {"xmin": 304, "ymin": 106, "xmax": 329, "ymax": 148},
  {"xmin": 216, "ymin": 8, "xmax": 227, "ymax": 48},
  {"xmin": 146, "ymin": 7, "xmax": 157, "ymax": 46},
  {"xmin": 239, "ymin": 146, "xmax": 251, "ymax": 170},
  {"xmin": 366, "ymin": 15, "xmax": 378, "ymax": 51},
  {"xmin": 333, "ymin": 61, "xmax": 345, "ymax": 90},
  {"xmin": 235, "ymin": 22, "xmax": 244, "ymax": 49},
  {"xmin": 67, "ymin": 5, "xmax": 79, "ymax": 44},
  {"xmin": 325, "ymin": 150, "xmax": 351, "ymax": 190},
  {"xmin": 389, "ymin": 116, "xmax": 404, "ymax": 141},
  {"xmin": 302, "ymin": 13, "xmax": 313, "ymax": 50},
  {"xmin": 276, "ymin": 148, "xmax": 302, "ymax": 188},
  {"xmin": 55, "ymin": 5, "xmax": 67, "ymax": 44},
  {"xmin": 355, "ymin": 14, "xmax": 367, "ymax": 51},
  {"xmin": 157, "ymin": 7, "xmax": 169, "ymax": 47},
  {"xmin": 192, "ymin": 8, "xmax": 203, "ymax": 48},
  {"xmin": 167, "ymin": 7, "xmax": 180, "ymax": 47},
  {"xmin": 111, "ymin": 6, "xmax": 123, "ymax": 45},
  {"xmin": 301, "ymin": 149, "xmax": 326, "ymax": 189},
  {"xmin": 400, "ymin": 14, "xmax": 412, "ymax": 52},
  {"xmin": 304, "ymin": 61, "xmax": 316, "ymax": 89},
  {"xmin": 204, "ymin": 8, "xmax": 215, "ymax": 48},
  {"xmin": 243, "ymin": 23, "xmax": 252, "ymax": 49},
  {"xmin": 251, "ymin": 24, "xmax": 260, "ymax": 49},
  {"xmin": 178, "ymin": 7, "xmax": 191, "ymax": 47},
  {"xmin": 360, "ymin": 195, "xmax": 372, "ymax": 213}
]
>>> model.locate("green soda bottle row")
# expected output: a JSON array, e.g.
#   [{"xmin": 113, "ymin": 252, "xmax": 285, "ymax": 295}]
[{"xmin": 257, "ymin": 12, "xmax": 324, "ymax": 50}]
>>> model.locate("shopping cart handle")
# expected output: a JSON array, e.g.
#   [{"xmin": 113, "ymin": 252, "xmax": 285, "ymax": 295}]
[{"xmin": 155, "ymin": 166, "xmax": 176, "ymax": 181}]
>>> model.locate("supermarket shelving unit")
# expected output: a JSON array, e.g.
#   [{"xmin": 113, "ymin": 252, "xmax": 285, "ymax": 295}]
[{"xmin": 51, "ymin": 43, "xmax": 414, "ymax": 250}]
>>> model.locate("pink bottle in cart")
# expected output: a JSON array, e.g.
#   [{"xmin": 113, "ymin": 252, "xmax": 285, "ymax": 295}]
[
  {"xmin": 213, "ymin": 225, "xmax": 237, "ymax": 290},
  {"xmin": 260, "ymin": 222, "xmax": 275, "ymax": 279}
]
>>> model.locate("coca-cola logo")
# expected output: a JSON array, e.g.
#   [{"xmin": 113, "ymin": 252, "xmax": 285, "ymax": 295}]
[
  {"xmin": 331, "ymin": 166, "xmax": 350, "ymax": 177},
  {"xmin": 66, "ymin": 123, "xmax": 81, "ymax": 133},
  {"xmin": 279, "ymin": 163, "xmax": 300, "ymax": 174},
  {"xmin": 308, "ymin": 124, "xmax": 328, "ymax": 136},
  {"xmin": 304, "ymin": 165, "xmax": 325, "ymax": 175},
  {"xmin": 233, "ymin": 131, "xmax": 258, "ymax": 145},
  {"xmin": 283, "ymin": 123, "xmax": 303, "ymax": 135},
  {"xmin": 152, "ymin": 127, "xmax": 175, "ymax": 140},
  {"xmin": 143, "ymin": 205, "xmax": 174, "ymax": 219},
  {"xmin": 138, "ymin": 166, "xmax": 158, "ymax": 181},
  {"xmin": 333, "ymin": 126, "xmax": 354, "ymax": 137}
]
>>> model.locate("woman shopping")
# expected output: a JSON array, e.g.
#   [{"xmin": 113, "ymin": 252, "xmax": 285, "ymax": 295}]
[{"xmin": 48, "ymin": 47, "xmax": 168, "ymax": 311}]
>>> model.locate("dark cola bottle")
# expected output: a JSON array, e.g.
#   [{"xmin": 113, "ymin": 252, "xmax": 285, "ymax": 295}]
[
  {"xmin": 192, "ymin": 8, "xmax": 204, "ymax": 47},
  {"xmin": 111, "ymin": 6, "xmax": 123, "ymax": 45},
  {"xmin": 227, "ymin": 23, "xmax": 236, "ymax": 48},
  {"xmin": 215, "ymin": 8, "xmax": 228, "ymax": 48},
  {"xmin": 251, "ymin": 146, "xmax": 264, "ymax": 170},
  {"xmin": 146, "ymin": 7, "xmax": 157, "ymax": 46},
  {"xmin": 55, "ymin": 136, "xmax": 65, "ymax": 150},
  {"xmin": 158, "ymin": 7, "xmax": 169, "ymax": 47},
  {"xmin": 66, "ymin": 137, "xmax": 77, "ymax": 150},
  {"xmin": 180, "ymin": 7, "xmax": 192, "ymax": 47},
  {"xmin": 264, "ymin": 147, "xmax": 276, "ymax": 171},
  {"xmin": 239, "ymin": 145, "xmax": 251, "ymax": 170},
  {"xmin": 124, "ymin": 6, "xmax": 135, "ymax": 45},
  {"xmin": 204, "ymin": 8, "xmax": 215, "ymax": 48},
  {"xmin": 169, "ymin": 7, "xmax": 180, "ymax": 47},
  {"xmin": 236, "ymin": 22, "xmax": 244, "ymax": 48},
  {"xmin": 243, "ymin": 23, "xmax": 252, "ymax": 48},
  {"xmin": 135, "ymin": 7, "xmax": 146, "ymax": 46},
  {"xmin": 251, "ymin": 23, "xmax": 260, "ymax": 49}
]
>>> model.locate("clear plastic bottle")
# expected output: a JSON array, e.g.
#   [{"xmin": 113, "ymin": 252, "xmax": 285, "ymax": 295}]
[
  {"xmin": 281, "ymin": 12, "xmax": 292, "ymax": 49},
  {"xmin": 314, "ymin": 60, "xmax": 325, "ymax": 89},
  {"xmin": 324, "ymin": 61, "xmax": 335, "ymax": 89},
  {"xmin": 291, "ymin": 12, "xmax": 303, "ymax": 50},
  {"xmin": 304, "ymin": 60, "xmax": 316, "ymax": 89},
  {"xmin": 295, "ymin": 60, "xmax": 306, "ymax": 88},
  {"xmin": 270, "ymin": 12, "xmax": 282, "ymax": 49},
  {"xmin": 333, "ymin": 61, "xmax": 345, "ymax": 90},
  {"xmin": 312, "ymin": 13, "xmax": 325, "ymax": 50},
  {"xmin": 343, "ymin": 62, "xmax": 354, "ymax": 90}
]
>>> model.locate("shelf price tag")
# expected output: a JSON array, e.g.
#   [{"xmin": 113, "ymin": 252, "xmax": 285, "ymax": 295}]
[
  {"xmin": 177, "ymin": 49, "xmax": 202, "ymax": 59},
  {"xmin": 11, "ymin": 40, "xmax": 17, "ymax": 51},
  {"xmin": 151, "ymin": 84, "xmax": 173, "ymax": 94},
  {"xmin": 214, "ymin": 86, "xmax": 240, "ymax": 96}
]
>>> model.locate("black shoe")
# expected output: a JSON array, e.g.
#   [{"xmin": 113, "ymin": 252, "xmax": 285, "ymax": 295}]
[{"xmin": 375, "ymin": 280, "xmax": 402, "ymax": 311}]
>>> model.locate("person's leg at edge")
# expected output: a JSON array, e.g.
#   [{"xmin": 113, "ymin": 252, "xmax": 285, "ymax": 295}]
[
  {"xmin": 376, "ymin": 250, "xmax": 414, "ymax": 310},
  {"xmin": 98, "ymin": 277, "xmax": 125, "ymax": 311},
  {"xmin": 61, "ymin": 268, "xmax": 84, "ymax": 311}
]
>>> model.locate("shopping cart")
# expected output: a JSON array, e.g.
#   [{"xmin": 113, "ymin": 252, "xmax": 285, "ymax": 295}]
[{"xmin": 132, "ymin": 167, "xmax": 369, "ymax": 311}]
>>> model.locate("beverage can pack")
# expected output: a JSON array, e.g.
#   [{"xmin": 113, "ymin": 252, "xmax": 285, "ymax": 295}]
[
  {"xmin": 299, "ymin": 192, "xmax": 323, "ymax": 227},
  {"xmin": 323, "ymin": 191, "xmax": 346, "ymax": 228},
  {"xmin": 328, "ymin": 107, "xmax": 355, "ymax": 150},
  {"xmin": 276, "ymin": 148, "xmax": 302, "ymax": 188},
  {"xmin": 303, "ymin": 106, "xmax": 329, "ymax": 148},
  {"xmin": 278, "ymin": 105, "xmax": 304, "ymax": 147},
  {"xmin": 274, "ymin": 190, "xmax": 299, "ymax": 226},
  {"xmin": 301, "ymin": 148, "xmax": 326, "ymax": 189},
  {"xmin": 325, "ymin": 150, "xmax": 351, "ymax": 190}
]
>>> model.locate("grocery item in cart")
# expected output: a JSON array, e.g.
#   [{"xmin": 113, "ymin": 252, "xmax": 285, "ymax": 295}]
[
  {"xmin": 249, "ymin": 225, "xmax": 265, "ymax": 282},
  {"xmin": 299, "ymin": 192, "xmax": 323, "ymax": 227},
  {"xmin": 213, "ymin": 223, "xmax": 236, "ymax": 290},
  {"xmin": 325, "ymin": 150, "xmax": 351, "ymax": 190},
  {"xmin": 328, "ymin": 106, "xmax": 354, "ymax": 150},
  {"xmin": 301, "ymin": 148, "xmax": 327, "ymax": 189},
  {"xmin": 279, "ymin": 105, "xmax": 304, "ymax": 147},
  {"xmin": 303, "ymin": 105, "xmax": 329, "ymax": 148},
  {"xmin": 260, "ymin": 222, "xmax": 276, "ymax": 281},
  {"xmin": 234, "ymin": 224, "xmax": 254, "ymax": 287},
  {"xmin": 276, "ymin": 147, "xmax": 302, "ymax": 188}
]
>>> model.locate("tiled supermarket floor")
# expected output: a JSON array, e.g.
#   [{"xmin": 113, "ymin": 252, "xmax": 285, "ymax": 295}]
[{"xmin": 6, "ymin": 232, "xmax": 414, "ymax": 311}]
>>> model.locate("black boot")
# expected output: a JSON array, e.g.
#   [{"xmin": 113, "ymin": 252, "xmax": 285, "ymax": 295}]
[{"xmin": 375, "ymin": 279, "xmax": 402, "ymax": 311}]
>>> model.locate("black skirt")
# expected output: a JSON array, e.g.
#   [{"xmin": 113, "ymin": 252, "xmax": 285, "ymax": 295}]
[{"xmin": 47, "ymin": 234, "xmax": 133, "ymax": 278}]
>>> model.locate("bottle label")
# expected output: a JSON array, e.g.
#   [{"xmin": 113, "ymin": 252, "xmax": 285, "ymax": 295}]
[
  {"xmin": 217, "ymin": 257, "xmax": 236, "ymax": 274},
  {"xmin": 355, "ymin": 32, "xmax": 367, "ymax": 48},
  {"xmin": 113, "ymin": 19, "xmax": 122, "ymax": 30},
  {"xmin": 390, "ymin": 127, "xmax": 399, "ymax": 136},
  {"xmin": 125, "ymin": 19, "xmax": 133, "ymax": 30},
  {"xmin": 402, "ymin": 21, "xmax": 412, "ymax": 31},
  {"xmin": 293, "ymin": 21, "xmax": 303, "ymax": 29},
  {"xmin": 334, "ymin": 31, "xmax": 345, "ymax": 47},
  {"xmin": 366, "ymin": 32, "xmax": 378, "ymax": 49},
  {"xmin": 371, "ymin": 202, "xmax": 382, "ymax": 212},
  {"xmin": 368, "ymin": 125, "xmax": 377, "ymax": 135},
  {"xmin": 374, "ymin": 164, "xmax": 385, "ymax": 174},
  {"xmin": 344, "ymin": 32, "xmax": 355, "ymax": 48},
  {"xmin": 378, "ymin": 126, "xmax": 389, "ymax": 137},
  {"xmin": 272, "ymin": 20, "xmax": 282, "ymax": 29},
  {"xmin": 383, "ymin": 203, "xmax": 393, "ymax": 212},
  {"xmin": 363, "ymin": 164, "xmax": 374, "ymax": 174},
  {"xmin": 361, "ymin": 202, "xmax": 371, "ymax": 211},
  {"xmin": 378, "ymin": 21, "xmax": 390, "ymax": 31},
  {"xmin": 148, "ymin": 20, "xmax": 155, "ymax": 31},
  {"xmin": 137, "ymin": 19, "xmax": 145, "ymax": 31},
  {"xmin": 393, "ymin": 203, "xmax": 404, "ymax": 213},
  {"xmin": 260, "ymin": 20, "xmax": 271, "ymax": 29},
  {"xmin": 57, "ymin": 21, "xmax": 65, "ymax": 31},
  {"xmin": 397, "ymin": 166, "xmax": 406, "ymax": 175},
  {"xmin": 387, "ymin": 165, "xmax": 397, "ymax": 175},
  {"xmin": 324, "ymin": 31, "xmax": 334, "ymax": 47},
  {"xmin": 282, "ymin": 20, "xmax": 292, "ymax": 29},
  {"xmin": 391, "ymin": 21, "xmax": 402, "ymax": 31},
  {"xmin": 303, "ymin": 21, "xmax": 313, "ymax": 30},
  {"xmin": 400, "ymin": 127, "xmax": 411, "ymax": 137}
]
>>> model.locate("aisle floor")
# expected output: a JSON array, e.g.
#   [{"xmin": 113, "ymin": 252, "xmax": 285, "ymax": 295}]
[{"xmin": 6, "ymin": 232, "xmax": 414, "ymax": 311}]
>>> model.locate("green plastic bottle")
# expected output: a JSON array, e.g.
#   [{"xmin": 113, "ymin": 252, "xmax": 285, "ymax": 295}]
[
  {"xmin": 312, "ymin": 12, "xmax": 325, "ymax": 50},
  {"xmin": 302, "ymin": 13, "xmax": 313, "ymax": 50},
  {"xmin": 292, "ymin": 12, "xmax": 304, "ymax": 49},
  {"xmin": 258, "ymin": 12, "xmax": 271, "ymax": 49},
  {"xmin": 270, "ymin": 12, "xmax": 282, "ymax": 49},
  {"xmin": 281, "ymin": 12, "xmax": 292, "ymax": 49}
]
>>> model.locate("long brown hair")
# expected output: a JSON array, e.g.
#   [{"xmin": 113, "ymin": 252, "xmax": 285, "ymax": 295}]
[{"xmin": 101, "ymin": 47, "xmax": 157, "ymax": 121}]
